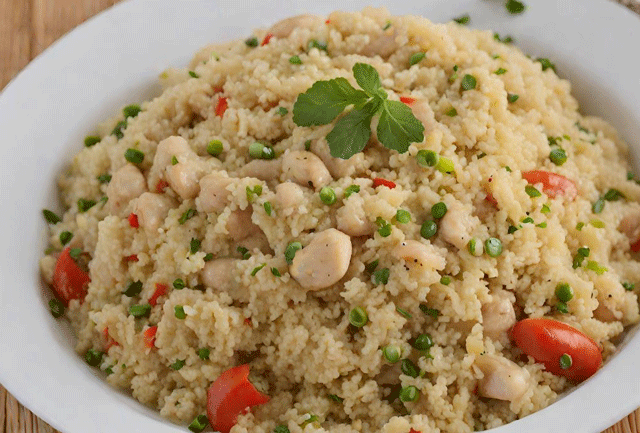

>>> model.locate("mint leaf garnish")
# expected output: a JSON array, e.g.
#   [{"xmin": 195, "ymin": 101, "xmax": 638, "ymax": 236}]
[{"xmin": 293, "ymin": 63, "xmax": 425, "ymax": 159}]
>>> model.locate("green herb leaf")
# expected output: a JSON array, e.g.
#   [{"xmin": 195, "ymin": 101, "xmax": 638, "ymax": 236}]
[
  {"xmin": 505, "ymin": 0, "xmax": 526, "ymax": 14},
  {"xmin": 84, "ymin": 136, "xmax": 101, "ymax": 147},
  {"xmin": 292, "ymin": 77, "xmax": 368, "ymax": 126},
  {"xmin": 352, "ymin": 62, "xmax": 384, "ymax": 97},
  {"xmin": 327, "ymin": 100, "xmax": 378, "ymax": 159},
  {"xmin": 453, "ymin": 14, "xmax": 470, "ymax": 25},
  {"xmin": 537, "ymin": 58, "xmax": 556, "ymax": 72},
  {"xmin": 188, "ymin": 71, "xmax": 199, "ymax": 78},
  {"xmin": 409, "ymin": 52, "xmax": 426, "ymax": 66},
  {"xmin": 376, "ymin": 100, "xmax": 425, "ymax": 155},
  {"xmin": 43, "ymin": 209, "xmax": 61, "ymax": 224}
]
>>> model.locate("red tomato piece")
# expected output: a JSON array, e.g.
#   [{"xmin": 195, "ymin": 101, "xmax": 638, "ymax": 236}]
[
  {"xmin": 215, "ymin": 97, "xmax": 228, "ymax": 117},
  {"xmin": 128, "ymin": 213, "xmax": 139, "ymax": 228},
  {"xmin": 155, "ymin": 179, "xmax": 169, "ymax": 193},
  {"xmin": 261, "ymin": 33, "xmax": 273, "ymax": 46},
  {"xmin": 409, "ymin": 429, "xmax": 422, "ymax": 433},
  {"xmin": 124, "ymin": 254, "xmax": 139, "ymax": 262},
  {"xmin": 510, "ymin": 318, "xmax": 602, "ymax": 383},
  {"xmin": 373, "ymin": 177, "xmax": 396, "ymax": 189},
  {"xmin": 399, "ymin": 96, "xmax": 416, "ymax": 105},
  {"xmin": 207, "ymin": 364, "xmax": 270, "ymax": 433},
  {"xmin": 148, "ymin": 283, "xmax": 168, "ymax": 307},
  {"xmin": 631, "ymin": 237, "xmax": 640, "ymax": 252},
  {"xmin": 522, "ymin": 170, "xmax": 577, "ymax": 200},
  {"xmin": 325, "ymin": 19, "xmax": 331, "ymax": 24},
  {"xmin": 143, "ymin": 326, "xmax": 157, "ymax": 349},
  {"xmin": 52, "ymin": 247, "xmax": 90, "ymax": 306}
]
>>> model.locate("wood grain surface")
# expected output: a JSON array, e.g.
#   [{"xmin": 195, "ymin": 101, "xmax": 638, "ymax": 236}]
[{"xmin": 0, "ymin": 0, "xmax": 639, "ymax": 432}]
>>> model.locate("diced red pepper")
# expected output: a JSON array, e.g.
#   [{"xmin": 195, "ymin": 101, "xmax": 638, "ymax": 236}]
[
  {"xmin": 213, "ymin": 86, "xmax": 224, "ymax": 93},
  {"xmin": 155, "ymin": 179, "xmax": 169, "ymax": 193},
  {"xmin": 148, "ymin": 283, "xmax": 168, "ymax": 307},
  {"xmin": 128, "ymin": 213, "xmax": 139, "ymax": 228},
  {"xmin": 325, "ymin": 19, "xmax": 331, "ymax": 24},
  {"xmin": 373, "ymin": 177, "xmax": 396, "ymax": 189},
  {"xmin": 124, "ymin": 254, "xmax": 139, "ymax": 262},
  {"xmin": 103, "ymin": 327, "xmax": 119, "ymax": 351},
  {"xmin": 143, "ymin": 326, "xmax": 157, "ymax": 349},
  {"xmin": 485, "ymin": 193, "xmax": 498, "ymax": 206},
  {"xmin": 409, "ymin": 429, "xmax": 422, "ymax": 433},
  {"xmin": 631, "ymin": 237, "xmax": 640, "ymax": 252},
  {"xmin": 261, "ymin": 33, "xmax": 273, "ymax": 46},
  {"xmin": 399, "ymin": 96, "xmax": 416, "ymax": 105},
  {"xmin": 215, "ymin": 97, "xmax": 228, "ymax": 117},
  {"xmin": 244, "ymin": 317, "xmax": 253, "ymax": 327}
]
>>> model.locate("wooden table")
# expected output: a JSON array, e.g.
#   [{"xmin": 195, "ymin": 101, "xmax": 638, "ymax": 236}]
[{"xmin": 1, "ymin": 0, "xmax": 640, "ymax": 432}]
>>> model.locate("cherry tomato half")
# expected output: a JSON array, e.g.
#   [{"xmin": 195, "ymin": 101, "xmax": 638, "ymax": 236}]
[
  {"xmin": 52, "ymin": 247, "xmax": 90, "ymax": 306},
  {"xmin": 522, "ymin": 170, "xmax": 577, "ymax": 200},
  {"xmin": 207, "ymin": 364, "xmax": 270, "ymax": 433},
  {"xmin": 510, "ymin": 318, "xmax": 602, "ymax": 383}
]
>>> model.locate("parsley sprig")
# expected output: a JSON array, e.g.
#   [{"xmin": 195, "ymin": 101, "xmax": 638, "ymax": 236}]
[{"xmin": 293, "ymin": 63, "xmax": 425, "ymax": 159}]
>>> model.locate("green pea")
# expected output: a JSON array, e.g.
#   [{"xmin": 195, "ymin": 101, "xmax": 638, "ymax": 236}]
[
  {"xmin": 319, "ymin": 187, "xmax": 336, "ymax": 205},
  {"xmin": 174, "ymin": 305, "xmax": 186, "ymax": 319},
  {"xmin": 484, "ymin": 237, "xmax": 503, "ymax": 257},
  {"xmin": 460, "ymin": 74, "xmax": 477, "ymax": 91},
  {"xmin": 416, "ymin": 150, "xmax": 439, "ymax": 167},
  {"xmin": 431, "ymin": 202, "xmax": 447, "ymax": 219},
  {"xmin": 413, "ymin": 334, "xmax": 433, "ymax": 351},
  {"xmin": 420, "ymin": 220, "xmax": 437, "ymax": 239},
  {"xmin": 395, "ymin": 209, "xmax": 411, "ymax": 223},
  {"xmin": 440, "ymin": 276, "xmax": 451, "ymax": 285},
  {"xmin": 173, "ymin": 279, "xmax": 185, "ymax": 290},
  {"xmin": 555, "ymin": 283, "xmax": 573, "ymax": 302},
  {"xmin": 400, "ymin": 359, "xmax": 419, "ymax": 378},
  {"xmin": 207, "ymin": 140, "xmax": 223, "ymax": 156},
  {"xmin": 349, "ymin": 307, "xmax": 368, "ymax": 328},
  {"xmin": 129, "ymin": 304, "xmax": 151, "ymax": 318},
  {"xmin": 382, "ymin": 345, "xmax": 401, "ymax": 363},
  {"xmin": 249, "ymin": 142, "xmax": 266, "ymax": 158},
  {"xmin": 559, "ymin": 353, "xmax": 572, "ymax": 370},
  {"xmin": 399, "ymin": 385, "xmax": 419, "ymax": 402},
  {"xmin": 549, "ymin": 147, "xmax": 567, "ymax": 166}
]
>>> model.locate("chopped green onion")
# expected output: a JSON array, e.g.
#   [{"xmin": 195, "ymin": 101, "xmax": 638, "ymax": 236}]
[
  {"xmin": 522, "ymin": 217, "xmax": 534, "ymax": 224},
  {"xmin": 207, "ymin": 140, "xmax": 223, "ymax": 156},
  {"xmin": 365, "ymin": 260, "xmax": 379, "ymax": 273},
  {"xmin": 97, "ymin": 173, "xmax": 111, "ymax": 183},
  {"xmin": 285, "ymin": 241, "xmax": 302, "ymax": 264},
  {"xmin": 173, "ymin": 279, "xmax": 185, "ymax": 290},
  {"xmin": 84, "ymin": 349, "xmax": 103, "ymax": 367},
  {"xmin": 304, "ymin": 140, "xmax": 311, "ymax": 151},
  {"xmin": 129, "ymin": 304, "xmax": 151, "ymax": 318},
  {"xmin": 536, "ymin": 222, "xmax": 547, "ymax": 228},
  {"xmin": 188, "ymin": 414, "xmax": 209, "ymax": 433},
  {"xmin": 382, "ymin": 345, "xmax": 401, "ymax": 363},
  {"xmin": 43, "ymin": 209, "xmax": 62, "ymax": 224},
  {"xmin": 420, "ymin": 220, "xmax": 438, "ymax": 239},
  {"xmin": 507, "ymin": 93, "xmax": 519, "ymax": 103},
  {"xmin": 431, "ymin": 202, "xmax": 448, "ymax": 219},
  {"xmin": 319, "ymin": 187, "xmax": 337, "ymax": 205},
  {"xmin": 77, "ymin": 198, "xmax": 96, "ymax": 213},
  {"xmin": 541, "ymin": 204, "xmax": 551, "ymax": 214},
  {"xmin": 555, "ymin": 301, "xmax": 568, "ymax": 314},
  {"xmin": 174, "ymin": 305, "xmax": 186, "ymax": 319},
  {"xmin": 468, "ymin": 238, "xmax": 482, "ymax": 256},
  {"xmin": 578, "ymin": 247, "xmax": 590, "ymax": 257},
  {"xmin": 623, "ymin": 282, "xmax": 635, "ymax": 291},
  {"xmin": 440, "ymin": 275, "xmax": 451, "ymax": 285},
  {"xmin": 274, "ymin": 425, "xmax": 291, "ymax": 433},
  {"xmin": 328, "ymin": 394, "xmax": 344, "ymax": 403},
  {"xmin": 372, "ymin": 268, "xmax": 390, "ymax": 285},
  {"xmin": 590, "ymin": 219, "xmax": 605, "ymax": 228},
  {"xmin": 382, "ymin": 20, "xmax": 392, "ymax": 30},
  {"xmin": 277, "ymin": 107, "xmax": 288, "ymax": 116},
  {"xmin": 413, "ymin": 334, "xmax": 434, "ymax": 351},
  {"xmin": 396, "ymin": 306, "xmax": 412, "ymax": 319},
  {"xmin": 203, "ymin": 253, "xmax": 214, "ymax": 262},
  {"xmin": 485, "ymin": 237, "xmax": 503, "ymax": 257},
  {"xmin": 576, "ymin": 222, "xmax": 585, "ymax": 231},
  {"xmin": 508, "ymin": 225, "xmax": 518, "ymax": 234},
  {"xmin": 190, "ymin": 238, "xmax": 201, "ymax": 254},
  {"xmin": 49, "ymin": 299, "xmax": 65, "ymax": 318},
  {"xmin": 400, "ymin": 359, "xmax": 419, "ymax": 378},
  {"xmin": 188, "ymin": 71, "xmax": 199, "ymax": 78},
  {"xmin": 123, "ymin": 104, "xmax": 142, "ymax": 118},
  {"xmin": 416, "ymin": 149, "xmax": 439, "ymax": 167},
  {"xmin": 395, "ymin": 209, "xmax": 411, "ymax": 224},
  {"xmin": 264, "ymin": 201, "xmax": 272, "ymax": 216},
  {"xmin": 436, "ymin": 156, "xmax": 455, "ymax": 174},
  {"xmin": 494, "ymin": 68, "xmax": 507, "ymax": 75},
  {"xmin": 592, "ymin": 198, "xmax": 605, "ymax": 214},
  {"xmin": 549, "ymin": 147, "xmax": 567, "ymax": 166},
  {"xmin": 555, "ymin": 283, "xmax": 573, "ymax": 302},
  {"xmin": 453, "ymin": 14, "xmax": 470, "ymax": 24},
  {"xmin": 586, "ymin": 261, "xmax": 607, "ymax": 275},
  {"xmin": 124, "ymin": 148, "xmax": 144, "ymax": 164},
  {"xmin": 604, "ymin": 189, "xmax": 624, "ymax": 201},
  {"xmin": 197, "ymin": 348, "xmax": 210, "ymax": 360},
  {"xmin": 494, "ymin": 33, "xmax": 514, "ymax": 44},
  {"xmin": 123, "ymin": 281, "xmax": 143, "ymax": 297},
  {"xmin": 419, "ymin": 304, "xmax": 440, "ymax": 317},
  {"xmin": 445, "ymin": 107, "xmax": 458, "ymax": 117},
  {"xmin": 375, "ymin": 217, "xmax": 392, "ymax": 237},
  {"xmin": 460, "ymin": 74, "xmax": 477, "ymax": 91},
  {"xmin": 111, "ymin": 121, "xmax": 127, "ymax": 139},
  {"xmin": 344, "ymin": 184, "xmax": 360, "ymax": 198},
  {"xmin": 179, "ymin": 208, "xmax": 196, "ymax": 224},
  {"xmin": 84, "ymin": 136, "xmax": 101, "ymax": 147},
  {"xmin": 525, "ymin": 185, "xmax": 541, "ymax": 197},
  {"xmin": 559, "ymin": 353, "xmax": 572, "ymax": 370},
  {"xmin": 59, "ymin": 231, "xmax": 73, "ymax": 246},
  {"xmin": 69, "ymin": 248, "xmax": 82, "ymax": 259},
  {"xmin": 170, "ymin": 359, "xmax": 186, "ymax": 370},
  {"xmin": 349, "ymin": 306, "xmax": 368, "ymax": 328},
  {"xmin": 237, "ymin": 246, "xmax": 251, "ymax": 260},
  {"xmin": 409, "ymin": 52, "xmax": 426, "ymax": 66},
  {"xmin": 289, "ymin": 55, "xmax": 302, "ymax": 64},
  {"xmin": 251, "ymin": 263, "xmax": 266, "ymax": 276},
  {"xmin": 307, "ymin": 39, "xmax": 327, "ymax": 51},
  {"xmin": 245, "ymin": 37, "xmax": 258, "ymax": 47},
  {"xmin": 171, "ymin": 155, "xmax": 179, "ymax": 165},
  {"xmin": 271, "ymin": 267, "xmax": 281, "ymax": 277},
  {"xmin": 537, "ymin": 58, "xmax": 556, "ymax": 72}
]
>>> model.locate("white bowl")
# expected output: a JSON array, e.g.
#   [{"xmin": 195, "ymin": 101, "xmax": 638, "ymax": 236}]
[{"xmin": 0, "ymin": 1, "xmax": 639, "ymax": 432}]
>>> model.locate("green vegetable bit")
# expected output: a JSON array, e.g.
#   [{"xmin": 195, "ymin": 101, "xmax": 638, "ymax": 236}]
[
  {"xmin": 188, "ymin": 71, "xmax": 199, "ymax": 78},
  {"xmin": 111, "ymin": 120, "xmax": 127, "ymax": 139},
  {"xmin": 84, "ymin": 135, "xmax": 101, "ymax": 147},
  {"xmin": 555, "ymin": 301, "xmax": 568, "ymax": 314},
  {"xmin": 453, "ymin": 14, "xmax": 470, "ymax": 24},
  {"xmin": 586, "ymin": 261, "xmax": 607, "ymax": 275},
  {"xmin": 505, "ymin": 0, "xmax": 526, "ymax": 14},
  {"xmin": 525, "ymin": 185, "xmax": 542, "ymax": 197},
  {"xmin": 285, "ymin": 241, "xmax": 302, "ymax": 264},
  {"xmin": 604, "ymin": 189, "xmax": 624, "ymax": 201},
  {"xmin": 419, "ymin": 304, "xmax": 440, "ymax": 317},
  {"xmin": 248, "ymin": 141, "xmax": 275, "ymax": 160},
  {"xmin": 494, "ymin": 33, "xmax": 514, "ymax": 44},
  {"xmin": 382, "ymin": 345, "xmax": 401, "ymax": 363},
  {"xmin": 59, "ymin": 231, "xmax": 73, "ymax": 246},
  {"xmin": 277, "ymin": 107, "xmax": 288, "ymax": 116},
  {"xmin": 349, "ymin": 306, "xmax": 369, "ymax": 328},
  {"xmin": 395, "ymin": 209, "xmax": 411, "ymax": 224},
  {"xmin": 420, "ymin": 220, "xmax": 438, "ymax": 239},
  {"xmin": 541, "ymin": 204, "xmax": 551, "ymax": 214},
  {"xmin": 188, "ymin": 414, "xmax": 209, "ymax": 433},
  {"xmin": 43, "ymin": 209, "xmax": 61, "ymax": 224},
  {"xmin": 292, "ymin": 63, "xmax": 424, "ymax": 159},
  {"xmin": 97, "ymin": 173, "xmax": 111, "ymax": 183},
  {"xmin": 179, "ymin": 208, "xmax": 196, "ymax": 224},
  {"xmin": 77, "ymin": 198, "xmax": 96, "ymax": 213},
  {"xmin": 328, "ymin": 394, "xmax": 344, "ymax": 403},
  {"xmin": 431, "ymin": 202, "xmax": 447, "ymax": 219},
  {"xmin": 468, "ymin": 238, "xmax": 481, "ymax": 256},
  {"xmin": 49, "ymin": 299, "xmax": 65, "ymax": 318},
  {"xmin": 173, "ymin": 279, "xmax": 185, "ymax": 290},
  {"xmin": 399, "ymin": 385, "xmax": 419, "ymax": 402},
  {"xmin": 382, "ymin": 21, "xmax": 392, "ymax": 30},
  {"xmin": 123, "ymin": 280, "xmax": 143, "ymax": 297},
  {"xmin": 274, "ymin": 426, "xmax": 291, "ymax": 433},
  {"xmin": 170, "ymin": 359, "xmax": 186, "ymax": 370},
  {"xmin": 207, "ymin": 139, "xmax": 223, "ymax": 156},
  {"xmin": 494, "ymin": 68, "xmax": 507, "ymax": 75},
  {"xmin": 245, "ymin": 36, "xmax": 258, "ymax": 47},
  {"xmin": 174, "ymin": 305, "xmax": 186, "ymax": 319},
  {"xmin": 409, "ymin": 52, "xmax": 426, "ymax": 66},
  {"xmin": 197, "ymin": 348, "xmax": 210, "ymax": 360},
  {"xmin": 190, "ymin": 238, "xmax": 201, "ymax": 254},
  {"xmin": 507, "ymin": 93, "xmax": 519, "ymax": 103},
  {"xmin": 365, "ymin": 259, "xmax": 379, "ymax": 273},
  {"xmin": 124, "ymin": 148, "xmax": 144, "ymax": 164},
  {"xmin": 485, "ymin": 237, "xmax": 503, "ymax": 257},
  {"xmin": 440, "ymin": 275, "xmax": 451, "ymax": 285},
  {"xmin": 555, "ymin": 283, "xmax": 573, "ymax": 302},
  {"xmin": 537, "ymin": 58, "xmax": 556, "ymax": 72},
  {"xmin": 237, "ymin": 246, "xmax": 251, "ymax": 260},
  {"xmin": 319, "ymin": 187, "xmax": 337, "ymax": 205},
  {"xmin": 623, "ymin": 282, "xmax": 635, "ymax": 291},
  {"xmin": 413, "ymin": 334, "xmax": 434, "ymax": 351},
  {"xmin": 123, "ymin": 104, "xmax": 142, "ymax": 118},
  {"xmin": 271, "ymin": 267, "xmax": 281, "ymax": 277},
  {"xmin": 559, "ymin": 353, "xmax": 572, "ymax": 370},
  {"xmin": 264, "ymin": 201, "xmax": 273, "ymax": 216},
  {"xmin": 396, "ymin": 306, "xmax": 412, "ymax": 319},
  {"xmin": 289, "ymin": 55, "xmax": 302, "ymax": 64},
  {"xmin": 508, "ymin": 225, "xmax": 518, "ymax": 234},
  {"xmin": 445, "ymin": 107, "xmax": 458, "ymax": 117},
  {"xmin": 84, "ymin": 349, "xmax": 103, "ymax": 367},
  {"xmin": 400, "ymin": 359, "xmax": 419, "ymax": 378},
  {"xmin": 436, "ymin": 156, "xmax": 455, "ymax": 174},
  {"xmin": 590, "ymin": 219, "xmax": 605, "ymax": 229},
  {"xmin": 375, "ymin": 217, "xmax": 392, "ymax": 237},
  {"xmin": 344, "ymin": 184, "xmax": 360, "ymax": 198},
  {"xmin": 416, "ymin": 150, "xmax": 439, "ymax": 167},
  {"xmin": 171, "ymin": 155, "xmax": 179, "ymax": 165},
  {"xmin": 460, "ymin": 74, "xmax": 477, "ymax": 91},
  {"xmin": 549, "ymin": 147, "xmax": 567, "ymax": 166},
  {"xmin": 68, "ymin": 248, "xmax": 82, "ymax": 259},
  {"xmin": 129, "ymin": 304, "xmax": 151, "ymax": 318},
  {"xmin": 592, "ymin": 198, "xmax": 605, "ymax": 214},
  {"xmin": 251, "ymin": 263, "xmax": 266, "ymax": 276},
  {"xmin": 307, "ymin": 39, "xmax": 328, "ymax": 51},
  {"xmin": 372, "ymin": 268, "xmax": 390, "ymax": 285}
]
